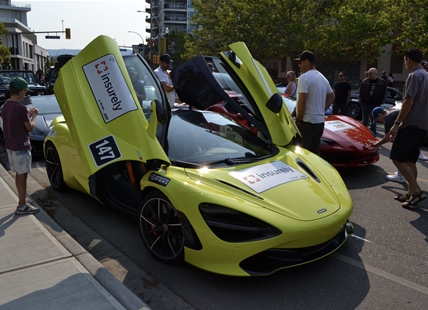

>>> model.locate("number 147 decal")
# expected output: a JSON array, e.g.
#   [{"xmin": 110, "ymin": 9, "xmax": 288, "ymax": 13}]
[{"xmin": 89, "ymin": 135, "xmax": 121, "ymax": 167}]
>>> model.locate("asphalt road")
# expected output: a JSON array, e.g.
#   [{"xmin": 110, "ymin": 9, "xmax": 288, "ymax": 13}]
[{"xmin": 1, "ymin": 130, "xmax": 428, "ymax": 309}]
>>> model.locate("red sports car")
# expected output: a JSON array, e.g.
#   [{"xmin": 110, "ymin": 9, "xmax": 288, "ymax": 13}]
[{"xmin": 207, "ymin": 95, "xmax": 379, "ymax": 168}]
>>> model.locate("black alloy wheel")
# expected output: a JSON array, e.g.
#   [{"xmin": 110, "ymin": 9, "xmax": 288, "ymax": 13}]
[
  {"xmin": 45, "ymin": 142, "xmax": 67, "ymax": 192},
  {"xmin": 139, "ymin": 191, "xmax": 185, "ymax": 265},
  {"xmin": 346, "ymin": 102, "xmax": 362, "ymax": 119}
]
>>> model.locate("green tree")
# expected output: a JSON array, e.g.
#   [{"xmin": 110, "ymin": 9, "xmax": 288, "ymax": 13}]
[
  {"xmin": 389, "ymin": 0, "xmax": 428, "ymax": 54},
  {"xmin": 0, "ymin": 22, "xmax": 11, "ymax": 64},
  {"xmin": 186, "ymin": 0, "xmax": 397, "ymax": 67},
  {"xmin": 45, "ymin": 57, "xmax": 56, "ymax": 71},
  {"xmin": 308, "ymin": 0, "xmax": 394, "ymax": 62},
  {"xmin": 167, "ymin": 29, "xmax": 189, "ymax": 67}
]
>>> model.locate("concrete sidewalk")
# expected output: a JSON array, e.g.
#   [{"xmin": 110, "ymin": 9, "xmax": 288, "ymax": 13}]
[{"xmin": 0, "ymin": 164, "xmax": 150, "ymax": 310}]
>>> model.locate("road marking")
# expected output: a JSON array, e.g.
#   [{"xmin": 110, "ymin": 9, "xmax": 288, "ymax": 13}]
[
  {"xmin": 333, "ymin": 252, "xmax": 428, "ymax": 296},
  {"xmin": 351, "ymin": 235, "xmax": 372, "ymax": 243}
]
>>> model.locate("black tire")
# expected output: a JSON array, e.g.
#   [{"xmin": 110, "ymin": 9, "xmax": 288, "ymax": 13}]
[
  {"xmin": 346, "ymin": 102, "xmax": 362, "ymax": 119},
  {"xmin": 45, "ymin": 142, "xmax": 67, "ymax": 192},
  {"xmin": 139, "ymin": 191, "xmax": 184, "ymax": 265}
]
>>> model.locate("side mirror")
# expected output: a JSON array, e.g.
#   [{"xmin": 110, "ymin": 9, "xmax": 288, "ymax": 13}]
[
  {"xmin": 266, "ymin": 93, "xmax": 283, "ymax": 113},
  {"xmin": 147, "ymin": 99, "xmax": 166, "ymax": 139}
]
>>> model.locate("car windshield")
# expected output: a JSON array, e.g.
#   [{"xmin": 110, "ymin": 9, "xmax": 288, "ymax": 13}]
[
  {"xmin": 167, "ymin": 110, "xmax": 273, "ymax": 166},
  {"xmin": 0, "ymin": 71, "xmax": 38, "ymax": 84}
]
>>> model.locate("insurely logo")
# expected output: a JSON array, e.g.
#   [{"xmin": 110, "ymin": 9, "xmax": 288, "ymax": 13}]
[
  {"xmin": 149, "ymin": 173, "xmax": 170, "ymax": 187},
  {"xmin": 83, "ymin": 54, "xmax": 137, "ymax": 123},
  {"xmin": 230, "ymin": 161, "xmax": 307, "ymax": 193}
]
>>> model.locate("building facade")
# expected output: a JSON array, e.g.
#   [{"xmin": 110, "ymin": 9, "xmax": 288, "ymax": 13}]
[
  {"xmin": 146, "ymin": 0, "xmax": 194, "ymax": 57},
  {"xmin": 0, "ymin": 0, "xmax": 49, "ymax": 71}
]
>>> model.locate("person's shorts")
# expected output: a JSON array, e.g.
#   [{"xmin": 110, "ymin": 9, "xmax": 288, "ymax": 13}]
[
  {"xmin": 390, "ymin": 126, "xmax": 427, "ymax": 163},
  {"xmin": 6, "ymin": 149, "xmax": 32, "ymax": 174}
]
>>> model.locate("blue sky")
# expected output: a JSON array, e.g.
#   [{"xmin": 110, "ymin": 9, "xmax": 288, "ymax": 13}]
[{"xmin": 25, "ymin": 0, "xmax": 148, "ymax": 50}]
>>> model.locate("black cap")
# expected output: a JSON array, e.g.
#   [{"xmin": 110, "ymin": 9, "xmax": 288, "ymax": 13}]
[
  {"xmin": 160, "ymin": 54, "xmax": 173, "ymax": 64},
  {"xmin": 295, "ymin": 51, "xmax": 316, "ymax": 62}
]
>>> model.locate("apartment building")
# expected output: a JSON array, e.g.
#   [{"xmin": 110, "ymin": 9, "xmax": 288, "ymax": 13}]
[
  {"xmin": 0, "ymin": 0, "xmax": 49, "ymax": 71},
  {"xmin": 146, "ymin": 0, "xmax": 194, "ymax": 55}
]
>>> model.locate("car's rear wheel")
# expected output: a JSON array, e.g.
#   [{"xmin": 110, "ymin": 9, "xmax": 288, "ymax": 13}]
[
  {"xmin": 139, "ymin": 191, "xmax": 184, "ymax": 265},
  {"xmin": 45, "ymin": 142, "xmax": 67, "ymax": 192},
  {"xmin": 346, "ymin": 102, "xmax": 362, "ymax": 119}
]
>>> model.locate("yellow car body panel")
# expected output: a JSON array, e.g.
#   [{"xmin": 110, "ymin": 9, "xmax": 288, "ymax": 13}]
[
  {"xmin": 220, "ymin": 42, "xmax": 299, "ymax": 146},
  {"xmin": 53, "ymin": 35, "xmax": 169, "ymax": 181}
]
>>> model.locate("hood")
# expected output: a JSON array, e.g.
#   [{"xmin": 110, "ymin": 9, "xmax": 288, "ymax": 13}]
[
  {"xmin": 53, "ymin": 35, "xmax": 170, "ymax": 177},
  {"xmin": 184, "ymin": 152, "xmax": 341, "ymax": 221},
  {"xmin": 323, "ymin": 115, "xmax": 377, "ymax": 149}
]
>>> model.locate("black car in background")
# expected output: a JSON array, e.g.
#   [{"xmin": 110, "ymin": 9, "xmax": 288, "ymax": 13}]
[
  {"xmin": 346, "ymin": 87, "xmax": 403, "ymax": 119},
  {"xmin": 0, "ymin": 70, "xmax": 47, "ymax": 100}
]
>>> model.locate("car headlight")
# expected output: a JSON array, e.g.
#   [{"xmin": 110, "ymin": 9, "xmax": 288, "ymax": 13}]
[
  {"xmin": 0, "ymin": 93, "xmax": 5, "ymax": 98},
  {"xmin": 199, "ymin": 203, "xmax": 281, "ymax": 242}
]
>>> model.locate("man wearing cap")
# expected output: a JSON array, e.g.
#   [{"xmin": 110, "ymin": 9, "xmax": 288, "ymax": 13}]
[
  {"xmin": 2, "ymin": 77, "xmax": 39, "ymax": 215},
  {"xmin": 388, "ymin": 48, "xmax": 428, "ymax": 208},
  {"xmin": 333, "ymin": 71, "xmax": 351, "ymax": 115},
  {"xmin": 358, "ymin": 67, "xmax": 387, "ymax": 136},
  {"xmin": 295, "ymin": 51, "xmax": 335, "ymax": 154},
  {"xmin": 154, "ymin": 54, "xmax": 176, "ymax": 107}
]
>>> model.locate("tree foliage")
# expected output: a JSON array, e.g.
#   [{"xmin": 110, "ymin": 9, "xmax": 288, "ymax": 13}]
[
  {"xmin": 167, "ymin": 29, "xmax": 188, "ymax": 67},
  {"xmin": 185, "ymin": 0, "xmax": 426, "ymax": 63},
  {"xmin": 0, "ymin": 22, "xmax": 10, "ymax": 61},
  {"xmin": 389, "ymin": 0, "xmax": 428, "ymax": 54}
]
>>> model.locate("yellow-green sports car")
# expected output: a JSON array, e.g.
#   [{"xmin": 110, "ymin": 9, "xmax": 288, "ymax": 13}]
[{"xmin": 44, "ymin": 35, "xmax": 353, "ymax": 276}]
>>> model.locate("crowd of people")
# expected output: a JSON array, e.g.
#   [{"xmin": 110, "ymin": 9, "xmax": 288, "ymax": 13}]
[{"xmin": 286, "ymin": 48, "xmax": 428, "ymax": 209}]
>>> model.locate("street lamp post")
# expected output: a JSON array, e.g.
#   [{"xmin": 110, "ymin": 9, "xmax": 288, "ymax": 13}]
[{"xmin": 128, "ymin": 30, "xmax": 144, "ymax": 56}]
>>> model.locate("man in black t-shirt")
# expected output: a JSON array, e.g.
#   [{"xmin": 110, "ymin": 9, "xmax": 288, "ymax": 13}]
[{"xmin": 333, "ymin": 71, "xmax": 351, "ymax": 115}]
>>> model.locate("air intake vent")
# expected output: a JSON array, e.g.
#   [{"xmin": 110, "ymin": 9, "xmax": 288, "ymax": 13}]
[{"xmin": 296, "ymin": 159, "xmax": 320, "ymax": 183}]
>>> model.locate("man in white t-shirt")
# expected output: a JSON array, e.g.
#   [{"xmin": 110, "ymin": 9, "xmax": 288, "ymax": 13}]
[
  {"xmin": 295, "ymin": 51, "xmax": 335, "ymax": 154},
  {"xmin": 154, "ymin": 54, "xmax": 176, "ymax": 107}
]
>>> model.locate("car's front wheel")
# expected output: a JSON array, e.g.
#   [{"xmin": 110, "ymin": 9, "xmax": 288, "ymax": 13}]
[
  {"xmin": 139, "ymin": 191, "xmax": 184, "ymax": 265},
  {"xmin": 45, "ymin": 142, "xmax": 67, "ymax": 192},
  {"xmin": 346, "ymin": 102, "xmax": 362, "ymax": 119}
]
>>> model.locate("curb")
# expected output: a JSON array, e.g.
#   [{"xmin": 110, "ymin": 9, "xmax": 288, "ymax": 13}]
[{"xmin": 0, "ymin": 163, "xmax": 150, "ymax": 310}]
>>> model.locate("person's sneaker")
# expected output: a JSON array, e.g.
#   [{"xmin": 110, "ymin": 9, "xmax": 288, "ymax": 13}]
[
  {"xmin": 15, "ymin": 204, "xmax": 39, "ymax": 215},
  {"xmin": 419, "ymin": 153, "xmax": 428, "ymax": 161},
  {"xmin": 386, "ymin": 172, "xmax": 406, "ymax": 184}
]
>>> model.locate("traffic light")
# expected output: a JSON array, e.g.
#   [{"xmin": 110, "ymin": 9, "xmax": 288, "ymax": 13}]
[
  {"xmin": 160, "ymin": 38, "xmax": 167, "ymax": 54},
  {"xmin": 152, "ymin": 54, "xmax": 159, "ymax": 64},
  {"xmin": 147, "ymin": 39, "xmax": 152, "ymax": 47},
  {"xmin": 65, "ymin": 28, "xmax": 71, "ymax": 39}
]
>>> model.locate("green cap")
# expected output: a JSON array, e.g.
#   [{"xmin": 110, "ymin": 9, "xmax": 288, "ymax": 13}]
[{"xmin": 10, "ymin": 77, "xmax": 32, "ymax": 92}]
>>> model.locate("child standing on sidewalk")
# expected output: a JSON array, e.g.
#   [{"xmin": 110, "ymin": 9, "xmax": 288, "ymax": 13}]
[{"xmin": 2, "ymin": 77, "xmax": 39, "ymax": 215}]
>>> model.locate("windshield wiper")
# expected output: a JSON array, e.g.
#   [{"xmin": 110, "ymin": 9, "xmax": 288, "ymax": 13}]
[{"xmin": 206, "ymin": 154, "xmax": 269, "ymax": 166}]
